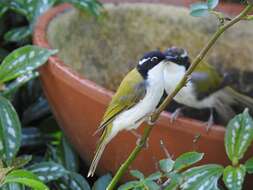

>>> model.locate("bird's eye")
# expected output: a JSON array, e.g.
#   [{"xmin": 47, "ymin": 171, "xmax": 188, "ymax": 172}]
[{"xmin": 151, "ymin": 57, "xmax": 158, "ymax": 62}]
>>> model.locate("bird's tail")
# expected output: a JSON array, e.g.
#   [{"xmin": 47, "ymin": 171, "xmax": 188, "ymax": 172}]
[
  {"xmin": 224, "ymin": 87, "xmax": 253, "ymax": 111},
  {"xmin": 87, "ymin": 129, "xmax": 109, "ymax": 177},
  {"xmin": 213, "ymin": 87, "xmax": 253, "ymax": 123}
]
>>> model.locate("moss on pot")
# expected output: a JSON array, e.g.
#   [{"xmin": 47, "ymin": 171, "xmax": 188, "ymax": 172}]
[{"xmin": 47, "ymin": 3, "xmax": 253, "ymax": 94}]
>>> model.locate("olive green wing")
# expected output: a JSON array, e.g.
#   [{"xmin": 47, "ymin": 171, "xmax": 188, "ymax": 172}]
[
  {"xmin": 191, "ymin": 60, "xmax": 223, "ymax": 100},
  {"xmin": 97, "ymin": 68, "xmax": 146, "ymax": 131}
]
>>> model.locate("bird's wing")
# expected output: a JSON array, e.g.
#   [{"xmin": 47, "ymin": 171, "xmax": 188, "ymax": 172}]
[
  {"xmin": 191, "ymin": 61, "xmax": 223, "ymax": 100},
  {"xmin": 96, "ymin": 68, "xmax": 146, "ymax": 132}
]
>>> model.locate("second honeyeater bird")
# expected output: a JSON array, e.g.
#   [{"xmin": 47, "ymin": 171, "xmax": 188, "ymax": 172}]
[
  {"xmin": 163, "ymin": 47, "xmax": 253, "ymax": 126},
  {"xmin": 87, "ymin": 51, "xmax": 172, "ymax": 177}
]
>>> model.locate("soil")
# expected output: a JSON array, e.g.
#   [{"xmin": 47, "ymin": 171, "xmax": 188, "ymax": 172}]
[{"xmin": 47, "ymin": 3, "xmax": 253, "ymax": 125}]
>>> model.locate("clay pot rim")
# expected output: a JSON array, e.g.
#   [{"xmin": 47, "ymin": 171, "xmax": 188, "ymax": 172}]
[{"xmin": 33, "ymin": 2, "xmax": 229, "ymax": 142}]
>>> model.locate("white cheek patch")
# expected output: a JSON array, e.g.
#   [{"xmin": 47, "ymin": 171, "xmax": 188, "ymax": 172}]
[
  {"xmin": 181, "ymin": 50, "xmax": 188, "ymax": 58},
  {"xmin": 151, "ymin": 57, "xmax": 158, "ymax": 61},
  {"xmin": 139, "ymin": 57, "xmax": 150, "ymax": 65}
]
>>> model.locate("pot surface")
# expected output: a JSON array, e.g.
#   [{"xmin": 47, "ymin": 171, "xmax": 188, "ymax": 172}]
[{"xmin": 47, "ymin": 3, "xmax": 253, "ymax": 93}]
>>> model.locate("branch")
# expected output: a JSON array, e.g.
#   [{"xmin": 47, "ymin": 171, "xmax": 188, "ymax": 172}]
[
  {"xmin": 244, "ymin": 15, "xmax": 253, "ymax": 20},
  {"xmin": 106, "ymin": 4, "xmax": 253, "ymax": 190}
]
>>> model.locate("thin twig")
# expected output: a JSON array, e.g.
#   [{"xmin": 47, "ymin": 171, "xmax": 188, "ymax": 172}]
[
  {"xmin": 160, "ymin": 140, "xmax": 172, "ymax": 159},
  {"xmin": 106, "ymin": 4, "xmax": 253, "ymax": 190}
]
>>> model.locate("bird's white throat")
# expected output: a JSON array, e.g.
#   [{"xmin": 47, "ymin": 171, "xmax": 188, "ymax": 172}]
[
  {"xmin": 163, "ymin": 63, "xmax": 186, "ymax": 91},
  {"xmin": 111, "ymin": 62, "xmax": 166, "ymax": 137},
  {"xmin": 163, "ymin": 63, "xmax": 217, "ymax": 109}
]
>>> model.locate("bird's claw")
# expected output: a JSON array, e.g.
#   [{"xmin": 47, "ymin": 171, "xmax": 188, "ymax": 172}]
[
  {"xmin": 205, "ymin": 109, "xmax": 214, "ymax": 132},
  {"xmin": 186, "ymin": 76, "xmax": 191, "ymax": 83},
  {"xmin": 147, "ymin": 117, "xmax": 155, "ymax": 125},
  {"xmin": 130, "ymin": 130, "xmax": 141, "ymax": 139},
  {"xmin": 147, "ymin": 111, "xmax": 157, "ymax": 125},
  {"xmin": 137, "ymin": 137, "xmax": 149, "ymax": 149},
  {"xmin": 131, "ymin": 130, "xmax": 148, "ymax": 148},
  {"xmin": 170, "ymin": 108, "xmax": 183, "ymax": 123}
]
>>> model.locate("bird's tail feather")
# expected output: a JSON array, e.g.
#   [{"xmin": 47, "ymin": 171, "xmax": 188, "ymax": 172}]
[
  {"xmin": 214, "ymin": 98, "xmax": 235, "ymax": 122},
  {"xmin": 87, "ymin": 130, "xmax": 109, "ymax": 177},
  {"xmin": 224, "ymin": 87, "xmax": 253, "ymax": 111}
]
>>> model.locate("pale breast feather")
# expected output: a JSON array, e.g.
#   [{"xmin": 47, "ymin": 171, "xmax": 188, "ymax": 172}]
[{"xmin": 96, "ymin": 69, "xmax": 146, "ymax": 132}]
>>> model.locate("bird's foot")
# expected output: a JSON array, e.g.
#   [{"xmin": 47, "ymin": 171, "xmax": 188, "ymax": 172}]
[
  {"xmin": 143, "ymin": 137, "xmax": 149, "ymax": 149},
  {"xmin": 186, "ymin": 76, "xmax": 191, "ymax": 84},
  {"xmin": 147, "ymin": 117, "xmax": 155, "ymax": 125},
  {"xmin": 130, "ymin": 130, "xmax": 149, "ymax": 148},
  {"xmin": 205, "ymin": 110, "xmax": 214, "ymax": 132},
  {"xmin": 130, "ymin": 130, "xmax": 141, "ymax": 139},
  {"xmin": 147, "ymin": 111, "xmax": 157, "ymax": 125},
  {"xmin": 130, "ymin": 130, "xmax": 142, "ymax": 146},
  {"xmin": 170, "ymin": 108, "xmax": 183, "ymax": 123}
]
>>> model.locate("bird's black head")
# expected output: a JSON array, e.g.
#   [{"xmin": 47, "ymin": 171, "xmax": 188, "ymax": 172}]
[
  {"xmin": 164, "ymin": 47, "xmax": 191, "ymax": 70},
  {"xmin": 137, "ymin": 51, "xmax": 167, "ymax": 79}
]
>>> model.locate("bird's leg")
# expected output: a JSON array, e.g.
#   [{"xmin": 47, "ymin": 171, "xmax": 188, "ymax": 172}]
[
  {"xmin": 170, "ymin": 107, "xmax": 184, "ymax": 123},
  {"xmin": 147, "ymin": 111, "xmax": 158, "ymax": 125},
  {"xmin": 130, "ymin": 130, "xmax": 141, "ymax": 139},
  {"xmin": 130, "ymin": 130, "xmax": 142, "ymax": 146},
  {"xmin": 147, "ymin": 116, "xmax": 155, "ymax": 125},
  {"xmin": 130, "ymin": 130, "xmax": 149, "ymax": 148},
  {"xmin": 205, "ymin": 108, "xmax": 214, "ymax": 131},
  {"xmin": 134, "ymin": 113, "xmax": 155, "ymax": 125}
]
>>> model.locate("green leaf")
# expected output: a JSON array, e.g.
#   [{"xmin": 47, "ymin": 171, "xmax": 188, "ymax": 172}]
[
  {"xmin": 45, "ymin": 144, "xmax": 61, "ymax": 163},
  {"xmin": 146, "ymin": 172, "xmax": 162, "ymax": 181},
  {"xmin": 59, "ymin": 135, "xmax": 79, "ymax": 172},
  {"xmin": 174, "ymin": 152, "xmax": 204, "ymax": 172},
  {"xmin": 0, "ymin": 167, "xmax": 13, "ymax": 185},
  {"xmin": 130, "ymin": 170, "xmax": 144, "ymax": 180},
  {"xmin": 4, "ymin": 27, "xmax": 31, "ymax": 43},
  {"xmin": 12, "ymin": 155, "xmax": 32, "ymax": 169},
  {"xmin": 190, "ymin": 3, "xmax": 209, "ymax": 17},
  {"xmin": 21, "ymin": 127, "xmax": 47, "ymax": 147},
  {"xmin": 1, "ymin": 183, "xmax": 25, "ymax": 190},
  {"xmin": 64, "ymin": 0, "xmax": 102, "ymax": 17},
  {"xmin": 247, "ymin": 0, "xmax": 253, "ymax": 5},
  {"xmin": 118, "ymin": 181, "xmax": 140, "ymax": 190},
  {"xmin": 5, "ymin": 0, "xmax": 56, "ymax": 22},
  {"xmin": 0, "ymin": 48, "xmax": 9, "ymax": 62},
  {"xmin": 165, "ymin": 173, "xmax": 183, "ymax": 190},
  {"xmin": 27, "ymin": 162, "xmax": 66, "ymax": 183},
  {"xmin": 207, "ymin": 0, "xmax": 219, "ymax": 9},
  {"xmin": 1, "ymin": 72, "xmax": 38, "ymax": 99},
  {"xmin": 180, "ymin": 164, "xmax": 224, "ymax": 190},
  {"xmin": 245, "ymin": 156, "xmax": 253, "ymax": 174},
  {"xmin": 22, "ymin": 98, "xmax": 53, "ymax": 126},
  {"xmin": 92, "ymin": 174, "xmax": 112, "ymax": 190},
  {"xmin": 55, "ymin": 172, "xmax": 91, "ymax": 190},
  {"xmin": 223, "ymin": 165, "xmax": 246, "ymax": 190},
  {"xmin": 225, "ymin": 109, "xmax": 253, "ymax": 165},
  {"xmin": 159, "ymin": 158, "xmax": 174, "ymax": 173},
  {"xmin": 0, "ymin": 45, "xmax": 57, "ymax": 83},
  {"xmin": 0, "ymin": 96, "xmax": 21, "ymax": 166},
  {"xmin": 16, "ymin": 0, "xmax": 57, "ymax": 26},
  {"xmin": 3, "ymin": 170, "xmax": 49, "ymax": 190},
  {"xmin": 6, "ymin": 1, "xmax": 30, "ymax": 19},
  {"xmin": 29, "ymin": 0, "xmax": 57, "ymax": 24},
  {"xmin": 245, "ymin": 15, "xmax": 253, "ymax": 20},
  {"xmin": 0, "ymin": 4, "xmax": 8, "ymax": 17},
  {"xmin": 144, "ymin": 180, "xmax": 160, "ymax": 190}
]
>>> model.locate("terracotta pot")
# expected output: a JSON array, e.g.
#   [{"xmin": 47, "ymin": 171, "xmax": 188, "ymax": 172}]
[{"xmin": 33, "ymin": 0, "xmax": 253, "ymax": 187}]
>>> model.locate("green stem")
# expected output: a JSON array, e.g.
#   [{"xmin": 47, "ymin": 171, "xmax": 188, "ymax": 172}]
[
  {"xmin": 244, "ymin": 15, "xmax": 253, "ymax": 20},
  {"xmin": 107, "ymin": 4, "xmax": 253, "ymax": 190}
]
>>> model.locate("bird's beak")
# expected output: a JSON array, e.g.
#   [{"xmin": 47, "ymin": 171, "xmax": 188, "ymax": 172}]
[{"xmin": 165, "ymin": 55, "xmax": 177, "ymax": 63}]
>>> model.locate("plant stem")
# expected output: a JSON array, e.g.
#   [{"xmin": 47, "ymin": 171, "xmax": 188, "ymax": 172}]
[{"xmin": 107, "ymin": 4, "xmax": 253, "ymax": 190}]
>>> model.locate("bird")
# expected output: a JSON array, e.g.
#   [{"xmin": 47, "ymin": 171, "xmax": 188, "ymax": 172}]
[
  {"xmin": 163, "ymin": 47, "xmax": 253, "ymax": 128},
  {"xmin": 87, "ymin": 51, "xmax": 171, "ymax": 177}
]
